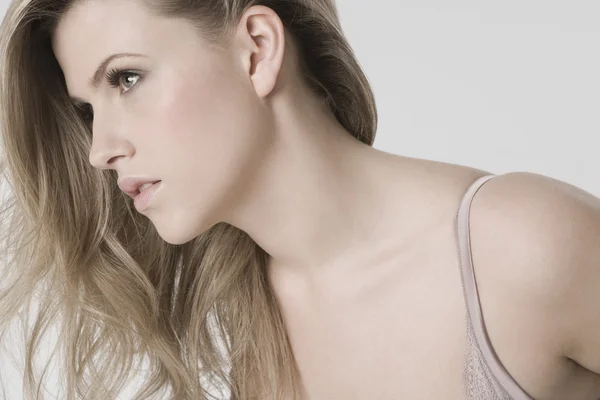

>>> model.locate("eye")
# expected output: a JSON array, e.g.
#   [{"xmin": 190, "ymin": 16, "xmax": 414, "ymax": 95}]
[
  {"xmin": 105, "ymin": 68, "xmax": 142, "ymax": 94},
  {"xmin": 72, "ymin": 69, "xmax": 142, "ymax": 126}
]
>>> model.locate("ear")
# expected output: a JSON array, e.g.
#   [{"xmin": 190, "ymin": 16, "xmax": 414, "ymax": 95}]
[{"xmin": 234, "ymin": 5, "xmax": 286, "ymax": 99}]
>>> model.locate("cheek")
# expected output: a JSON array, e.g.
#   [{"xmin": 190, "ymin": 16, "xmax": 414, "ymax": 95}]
[
  {"xmin": 152, "ymin": 72, "xmax": 232, "ymax": 143},
  {"xmin": 151, "ymin": 68, "xmax": 265, "ymax": 159},
  {"xmin": 152, "ymin": 80, "xmax": 208, "ymax": 142}
]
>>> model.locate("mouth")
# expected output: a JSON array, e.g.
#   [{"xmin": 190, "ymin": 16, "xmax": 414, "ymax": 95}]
[
  {"xmin": 133, "ymin": 180, "xmax": 163, "ymax": 212},
  {"xmin": 135, "ymin": 180, "xmax": 161, "ymax": 196}
]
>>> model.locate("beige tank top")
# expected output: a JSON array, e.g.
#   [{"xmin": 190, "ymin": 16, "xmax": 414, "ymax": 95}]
[{"xmin": 456, "ymin": 174, "xmax": 533, "ymax": 400}]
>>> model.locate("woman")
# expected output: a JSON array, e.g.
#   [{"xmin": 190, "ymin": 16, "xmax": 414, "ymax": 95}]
[{"xmin": 0, "ymin": 0, "xmax": 598, "ymax": 399}]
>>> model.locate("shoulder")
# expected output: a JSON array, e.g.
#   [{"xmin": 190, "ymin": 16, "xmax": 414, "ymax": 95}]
[
  {"xmin": 465, "ymin": 171, "xmax": 600, "ymax": 393},
  {"xmin": 468, "ymin": 170, "xmax": 600, "ymax": 302}
]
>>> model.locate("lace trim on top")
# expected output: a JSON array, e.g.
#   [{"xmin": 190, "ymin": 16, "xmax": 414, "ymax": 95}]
[{"xmin": 464, "ymin": 313, "xmax": 514, "ymax": 399}]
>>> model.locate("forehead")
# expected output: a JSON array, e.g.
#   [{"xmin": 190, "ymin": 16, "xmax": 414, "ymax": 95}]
[
  {"xmin": 50, "ymin": 0, "xmax": 210, "ymax": 96},
  {"xmin": 53, "ymin": 0, "xmax": 155, "ymax": 64}
]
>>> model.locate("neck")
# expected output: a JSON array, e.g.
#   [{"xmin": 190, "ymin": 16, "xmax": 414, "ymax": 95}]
[{"xmin": 220, "ymin": 91, "xmax": 413, "ymax": 286}]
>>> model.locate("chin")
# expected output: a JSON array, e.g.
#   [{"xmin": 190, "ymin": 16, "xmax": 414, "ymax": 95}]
[
  {"xmin": 161, "ymin": 236, "xmax": 195, "ymax": 246},
  {"xmin": 155, "ymin": 220, "xmax": 217, "ymax": 246}
]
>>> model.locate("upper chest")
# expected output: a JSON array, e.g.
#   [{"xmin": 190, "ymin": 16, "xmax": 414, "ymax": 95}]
[
  {"xmin": 269, "ymin": 222, "xmax": 587, "ymax": 400},
  {"xmin": 271, "ymin": 228, "xmax": 471, "ymax": 400}
]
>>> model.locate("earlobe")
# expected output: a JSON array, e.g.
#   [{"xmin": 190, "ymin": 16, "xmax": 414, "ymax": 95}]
[{"xmin": 239, "ymin": 6, "xmax": 285, "ymax": 99}]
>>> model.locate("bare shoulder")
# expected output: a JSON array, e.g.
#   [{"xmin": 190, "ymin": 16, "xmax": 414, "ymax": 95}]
[
  {"xmin": 468, "ymin": 171, "xmax": 600, "ymax": 297},
  {"xmin": 466, "ymin": 171, "xmax": 600, "ymax": 399}
]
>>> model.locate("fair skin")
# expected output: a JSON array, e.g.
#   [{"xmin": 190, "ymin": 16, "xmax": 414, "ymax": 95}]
[{"xmin": 52, "ymin": 1, "xmax": 600, "ymax": 399}]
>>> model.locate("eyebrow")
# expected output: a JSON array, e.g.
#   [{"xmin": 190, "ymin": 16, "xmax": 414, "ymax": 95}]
[{"xmin": 69, "ymin": 52, "xmax": 147, "ymax": 104}]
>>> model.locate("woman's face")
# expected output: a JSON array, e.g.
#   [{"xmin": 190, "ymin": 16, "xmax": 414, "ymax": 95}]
[{"xmin": 52, "ymin": 0, "xmax": 275, "ymax": 244}]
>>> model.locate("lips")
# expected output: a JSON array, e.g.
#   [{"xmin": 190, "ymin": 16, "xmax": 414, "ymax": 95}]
[{"xmin": 118, "ymin": 177, "xmax": 161, "ymax": 199}]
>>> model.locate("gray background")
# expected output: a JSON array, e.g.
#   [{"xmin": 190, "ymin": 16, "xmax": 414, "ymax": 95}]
[{"xmin": 0, "ymin": 0, "xmax": 599, "ymax": 398}]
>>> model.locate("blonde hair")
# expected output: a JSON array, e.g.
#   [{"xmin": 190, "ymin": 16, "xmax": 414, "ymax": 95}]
[{"xmin": 0, "ymin": 0, "xmax": 377, "ymax": 398}]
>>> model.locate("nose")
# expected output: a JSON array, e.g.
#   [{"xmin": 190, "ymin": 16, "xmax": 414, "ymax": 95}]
[
  {"xmin": 87, "ymin": 111, "xmax": 135, "ymax": 169},
  {"xmin": 89, "ymin": 137, "xmax": 136, "ymax": 169}
]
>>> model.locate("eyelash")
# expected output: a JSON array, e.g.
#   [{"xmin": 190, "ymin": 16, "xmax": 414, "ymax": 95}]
[
  {"xmin": 105, "ymin": 67, "xmax": 142, "ymax": 91},
  {"xmin": 75, "ymin": 68, "xmax": 142, "ymax": 124}
]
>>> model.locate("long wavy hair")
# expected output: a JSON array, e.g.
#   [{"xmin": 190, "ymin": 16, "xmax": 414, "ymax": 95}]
[{"xmin": 0, "ymin": 0, "xmax": 377, "ymax": 398}]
